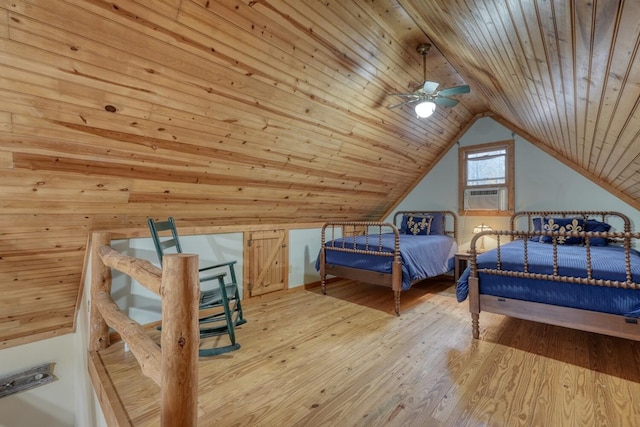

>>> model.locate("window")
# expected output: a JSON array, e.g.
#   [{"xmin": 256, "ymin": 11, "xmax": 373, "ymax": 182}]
[{"xmin": 458, "ymin": 140, "xmax": 514, "ymax": 216}]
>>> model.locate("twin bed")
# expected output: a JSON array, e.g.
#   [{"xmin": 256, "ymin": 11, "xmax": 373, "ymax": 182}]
[
  {"xmin": 456, "ymin": 211, "xmax": 640, "ymax": 341},
  {"xmin": 317, "ymin": 211, "xmax": 458, "ymax": 315}
]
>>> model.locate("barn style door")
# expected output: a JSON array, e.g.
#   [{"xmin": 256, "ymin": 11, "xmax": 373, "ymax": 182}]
[{"xmin": 245, "ymin": 229, "xmax": 288, "ymax": 297}]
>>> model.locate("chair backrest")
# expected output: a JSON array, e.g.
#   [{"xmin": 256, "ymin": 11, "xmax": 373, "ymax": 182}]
[{"xmin": 147, "ymin": 217, "xmax": 183, "ymax": 266}]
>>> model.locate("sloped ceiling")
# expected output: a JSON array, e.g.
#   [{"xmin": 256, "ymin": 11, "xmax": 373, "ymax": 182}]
[
  {"xmin": 401, "ymin": 0, "xmax": 640, "ymax": 206},
  {"xmin": 1, "ymin": 0, "xmax": 639, "ymax": 347}
]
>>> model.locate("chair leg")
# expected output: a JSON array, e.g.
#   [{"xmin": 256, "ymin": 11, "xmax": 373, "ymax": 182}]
[
  {"xmin": 222, "ymin": 260, "xmax": 246, "ymax": 327},
  {"xmin": 219, "ymin": 284, "xmax": 237, "ymax": 344},
  {"xmin": 198, "ymin": 344, "xmax": 240, "ymax": 357},
  {"xmin": 198, "ymin": 312, "xmax": 240, "ymax": 356},
  {"xmin": 233, "ymin": 288, "xmax": 247, "ymax": 327},
  {"xmin": 198, "ymin": 277, "xmax": 241, "ymax": 357}
]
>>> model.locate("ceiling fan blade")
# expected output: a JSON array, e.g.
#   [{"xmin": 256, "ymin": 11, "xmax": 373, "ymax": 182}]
[
  {"xmin": 387, "ymin": 99, "xmax": 419, "ymax": 110},
  {"xmin": 434, "ymin": 97, "xmax": 459, "ymax": 107},
  {"xmin": 438, "ymin": 85, "xmax": 470, "ymax": 97},
  {"xmin": 388, "ymin": 93, "xmax": 420, "ymax": 98},
  {"xmin": 422, "ymin": 81, "xmax": 439, "ymax": 93}
]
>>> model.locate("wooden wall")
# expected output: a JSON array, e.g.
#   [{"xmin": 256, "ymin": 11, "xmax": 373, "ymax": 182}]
[{"xmin": 0, "ymin": 0, "xmax": 482, "ymax": 348}]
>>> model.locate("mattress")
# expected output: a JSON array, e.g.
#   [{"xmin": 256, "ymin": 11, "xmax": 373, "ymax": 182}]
[
  {"xmin": 317, "ymin": 233, "xmax": 456, "ymax": 290},
  {"xmin": 456, "ymin": 239, "xmax": 640, "ymax": 317}
]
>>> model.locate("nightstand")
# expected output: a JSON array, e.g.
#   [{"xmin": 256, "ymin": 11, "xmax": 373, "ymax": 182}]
[{"xmin": 454, "ymin": 252, "xmax": 473, "ymax": 282}]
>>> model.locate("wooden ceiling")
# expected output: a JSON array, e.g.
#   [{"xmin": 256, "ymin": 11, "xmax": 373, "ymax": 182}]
[{"xmin": 1, "ymin": 0, "xmax": 639, "ymax": 348}]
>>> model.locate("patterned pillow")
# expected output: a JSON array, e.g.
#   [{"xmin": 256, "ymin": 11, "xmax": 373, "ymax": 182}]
[
  {"xmin": 400, "ymin": 213, "xmax": 444, "ymax": 235},
  {"xmin": 540, "ymin": 217, "xmax": 585, "ymax": 245},
  {"xmin": 403, "ymin": 215, "xmax": 433, "ymax": 235},
  {"xmin": 585, "ymin": 219, "xmax": 611, "ymax": 246},
  {"xmin": 399, "ymin": 214, "xmax": 415, "ymax": 234}
]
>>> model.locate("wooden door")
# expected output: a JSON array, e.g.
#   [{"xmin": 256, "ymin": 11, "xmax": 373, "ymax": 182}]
[{"xmin": 245, "ymin": 229, "xmax": 288, "ymax": 297}]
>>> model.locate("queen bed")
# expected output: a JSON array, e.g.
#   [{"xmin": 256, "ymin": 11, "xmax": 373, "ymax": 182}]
[
  {"xmin": 317, "ymin": 211, "xmax": 457, "ymax": 315},
  {"xmin": 456, "ymin": 210, "xmax": 640, "ymax": 341}
]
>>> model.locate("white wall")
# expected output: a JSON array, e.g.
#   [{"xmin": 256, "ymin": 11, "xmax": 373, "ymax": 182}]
[
  {"xmin": 289, "ymin": 228, "xmax": 323, "ymax": 287},
  {"xmin": 0, "ymin": 335, "xmax": 77, "ymax": 427},
  {"xmin": 109, "ymin": 232, "xmax": 245, "ymax": 324},
  {"xmin": 109, "ymin": 228, "xmax": 324, "ymax": 325},
  {"xmin": 392, "ymin": 117, "xmax": 640, "ymax": 249}
]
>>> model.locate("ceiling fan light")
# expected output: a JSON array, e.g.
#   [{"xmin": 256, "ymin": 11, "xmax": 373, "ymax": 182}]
[{"xmin": 415, "ymin": 101, "xmax": 436, "ymax": 118}]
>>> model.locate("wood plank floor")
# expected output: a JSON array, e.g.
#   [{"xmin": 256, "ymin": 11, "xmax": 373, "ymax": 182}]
[{"xmin": 96, "ymin": 276, "xmax": 640, "ymax": 426}]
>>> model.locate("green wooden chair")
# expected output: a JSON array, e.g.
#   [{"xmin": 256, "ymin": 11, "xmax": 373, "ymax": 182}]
[{"xmin": 147, "ymin": 217, "xmax": 246, "ymax": 356}]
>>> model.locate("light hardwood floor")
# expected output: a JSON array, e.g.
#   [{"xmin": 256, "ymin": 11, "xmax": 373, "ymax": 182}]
[{"xmin": 96, "ymin": 277, "xmax": 640, "ymax": 426}]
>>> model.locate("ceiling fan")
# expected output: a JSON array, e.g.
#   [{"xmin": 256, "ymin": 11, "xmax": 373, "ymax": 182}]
[{"xmin": 387, "ymin": 43, "xmax": 470, "ymax": 118}]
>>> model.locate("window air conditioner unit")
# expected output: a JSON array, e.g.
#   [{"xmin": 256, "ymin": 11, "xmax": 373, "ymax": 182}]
[{"xmin": 464, "ymin": 187, "xmax": 507, "ymax": 210}]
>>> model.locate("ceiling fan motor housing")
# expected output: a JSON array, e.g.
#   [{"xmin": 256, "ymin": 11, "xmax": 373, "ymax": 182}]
[{"xmin": 416, "ymin": 43, "xmax": 432, "ymax": 56}]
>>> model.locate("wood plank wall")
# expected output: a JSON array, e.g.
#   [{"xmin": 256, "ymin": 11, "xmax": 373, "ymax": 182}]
[{"xmin": 0, "ymin": 0, "xmax": 481, "ymax": 348}]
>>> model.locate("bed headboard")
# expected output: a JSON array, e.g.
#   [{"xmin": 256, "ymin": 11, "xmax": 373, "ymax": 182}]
[
  {"xmin": 393, "ymin": 210, "xmax": 458, "ymax": 241},
  {"xmin": 510, "ymin": 211, "xmax": 631, "ymax": 233}
]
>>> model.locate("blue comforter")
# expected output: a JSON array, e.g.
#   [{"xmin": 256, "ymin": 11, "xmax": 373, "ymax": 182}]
[
  {"xmin": 456, "ymin": 240, "xmax": 640, "ymax": 317},
  {"xmin": 316, "ymin": 233, "xmax": 456, "ymax": 290}
]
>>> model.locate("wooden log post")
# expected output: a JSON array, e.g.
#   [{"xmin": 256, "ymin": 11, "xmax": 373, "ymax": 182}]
[
  {"xmin": 161, "ymin": 254, "xmax": 200, "ymax": 427},
  {"xmin": 90, "ymin": 232, "xmax": 112, "ymax": 351}
]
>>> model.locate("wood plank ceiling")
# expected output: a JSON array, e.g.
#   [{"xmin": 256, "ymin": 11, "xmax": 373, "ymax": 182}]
[{"xmin": 1, "ymin": 0, "xmax": 638, "ymax": 348}]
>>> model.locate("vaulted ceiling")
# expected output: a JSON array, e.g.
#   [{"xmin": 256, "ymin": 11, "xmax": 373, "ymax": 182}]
[
  {"xmin": 2, "ymin": 0, "xmax": 639, "ymax": 348},
  {"xmin": 403, "ymin": 0, "xmax": 640, "ymax": 205}
]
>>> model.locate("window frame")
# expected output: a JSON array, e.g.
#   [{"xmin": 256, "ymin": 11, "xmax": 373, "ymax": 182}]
[{"xmin": 458, "ymin": 139, "xmax": 514, "ymax": 216}]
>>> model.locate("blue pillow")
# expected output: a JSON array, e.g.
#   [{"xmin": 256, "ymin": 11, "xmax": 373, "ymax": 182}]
[
  {"xmin": 426, "ymin": 213, "xmax": 445, "ymax": 235},
  {"xmin": 585, "ymin": 219, "xmax": 611, "ymax": 246},
  {"xmin": 400, "ymin": 215, "xmax": 410, "ymax": 234},
  {"xmin": 540, "ymin": 217, "xmax": 585, "ymax": 245},
  {"xmin": 529, "ymin": 217, "xmax": 542, "ymax": 241},
  {"xmin": 402, "ymin": 215, "xmax": 433, "ymax": 235}
]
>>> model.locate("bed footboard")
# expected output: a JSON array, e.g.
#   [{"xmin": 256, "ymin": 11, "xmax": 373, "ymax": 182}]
[{"xmin": 320, "ymin": 221, "xmax": 402, "ymax": 314}]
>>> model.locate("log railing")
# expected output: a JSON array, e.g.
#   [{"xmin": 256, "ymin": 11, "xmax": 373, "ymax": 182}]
[{"xmin": 88, "ymin": 231, "xmax": 199, "ymax": 426}]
